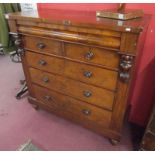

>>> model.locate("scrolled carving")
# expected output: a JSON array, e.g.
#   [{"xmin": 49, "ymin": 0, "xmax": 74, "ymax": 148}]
[
  {"xmin": 119, "ymin": 54, "xmax": 134, "ymax": 83},
  {"xmin": 121, "ymin": 55, "xmax": 133, "ymax": 61},
  {"xmin": 119, "ymin": 72, "xmax": 130, "ymax": 81},
  {"xmin": 120, "ymin": 61, "xmax": 132, "ymax": 71},
  {"xmin": 12, "ymin": 33, "xmax": 25, "ymax": 56}
]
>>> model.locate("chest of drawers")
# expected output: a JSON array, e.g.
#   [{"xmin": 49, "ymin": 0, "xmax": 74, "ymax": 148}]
[{"xmin": 6, "ymin": 10, "xmax": 150, "ymax": 144}]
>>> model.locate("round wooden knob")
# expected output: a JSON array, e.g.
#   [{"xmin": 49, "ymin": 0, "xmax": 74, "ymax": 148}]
[
  {"xmin": 42, "ymin": 77, "xmax": 49, "ymax": 83},
  {"xmin": 83, "ymin": 71, "xmax": 92, "ymax": 78},
  {"xmin": 83, "ymin": 90, "xmax": 92, "ymax": 97},
  {"xmin": 82, "ymin": 109, "xmax": 91, "ymax": 115},
  {"xmin": 37, "ymin": 43, "xmax": 46, "ymax": 49},
  {"xmin": 85, "ymin": 52, "xmax": 94, "ymax": 60},
  {"xmin": 44, "ymin": 95, "xmax": 51, "ymax": 101},
  {"xmin": 38, "ymin": 60, "xmax": 47, "ymax": 66}
]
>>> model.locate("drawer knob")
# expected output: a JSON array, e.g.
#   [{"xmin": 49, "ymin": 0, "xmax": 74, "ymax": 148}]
[
  {"xmin": 38, "ymin": 60, "xmax": 47, "ymax": 66},
  {"xmin": 83, "ymin": 71, "xmax": 92, "ymax": 78},
  {"xmin": 83, "ymin": 90, "xmax": 92, "ymax": 97},
  {"xmin": 85, "ymin": 52, "xmax": 94, "ymax": 60},
  {"xmin": 44, "ymin": 95, "xmax": 51, "ymax": 101},
  {"xmin": 37, "ymin": 43, "xmax": 46, "ymax": 49},
  {"xmin": 42, "ymin": 77, "xmax": 49, "ymax": 83},
  {"xmin": 82, "ymin": 109, "xmax": 91, "ymax": 115}
]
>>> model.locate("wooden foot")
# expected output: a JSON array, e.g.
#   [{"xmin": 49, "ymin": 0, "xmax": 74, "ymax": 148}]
[
  {"xmin": 32, "ymin": 104, "xmax": 39, "ymax": 110},
  {"xmin": 28, "ymin": 96, "xmax": 39, "ymax": 110},
  {"xmin": 109, "ymin": 138, "xmax": 119, "ymax": 145}
]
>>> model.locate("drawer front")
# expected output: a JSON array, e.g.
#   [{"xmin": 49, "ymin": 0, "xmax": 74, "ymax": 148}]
[
  {"xmin": 26, "ymin": 51, "xmax": 64, "ymax": 75},
  {"xmin": 29, "ymin": 68, "xmax": 114, "ymax": 110},
  {"xmin": 26, "ymin": 51, "xmax": 118, "ymax": 90},
  {"xmin": 65, "ymin": 61, "xmax": 118, "ymax": 91},
  {"xmin": 20, "ymin": 26, "xmax": 120, "ymax": 49},
  {"xmin": 33, "ymin": 84, "xmax": 112, "ymax": 128},
  {"xmin": 65, "ymin": 43, "xmax": 119, "ymax": 69},
  {"xmin": 23, "ymin": 35, "xmax": 62, "ymax": 55}
]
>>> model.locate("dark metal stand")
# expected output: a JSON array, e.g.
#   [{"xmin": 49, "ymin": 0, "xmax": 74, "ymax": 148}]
[
  {"xmin": 0, "ymin": 44, "xmax": 4, "ymax": 55},
  {"xmin": 9, "ymin": 49, "xmax": 28, "ymax": 99},
  {"xmin": 10, "ymin": 50, "xmax": 21, "ymax": 63},
  {"xmin": 15, "ymin": 81, "xmax": 28, "ymax": 99}
]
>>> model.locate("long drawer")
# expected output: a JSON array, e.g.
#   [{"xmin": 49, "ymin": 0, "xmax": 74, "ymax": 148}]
[
  {"xmin": 33, "ymin": 84, "xmax": 112, "ymax": 128},
  {"xmin": 20, "ymin": 27, "xmax": 121, "ymax": 49},
  {"xmin": 29, "ymin": 68, "xmax": 115, "ymax": 110},
  {"xmin": 26, "ymin": 51, "xmax": 118, "ymax": 91},
  {"xmin": 64, "ymin": 61, "xmax": 118, "ymax": 91}
]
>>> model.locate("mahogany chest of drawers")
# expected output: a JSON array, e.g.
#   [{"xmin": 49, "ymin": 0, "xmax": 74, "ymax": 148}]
[{"xmin": 6, "ymin": 10, "xmax": 150, "ymax": 144}]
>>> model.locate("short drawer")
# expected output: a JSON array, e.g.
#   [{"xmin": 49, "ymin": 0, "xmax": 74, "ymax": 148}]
[
  {"xmin": 65, "ymin": 43, "xmax": 119, "ymax": 69},
  {"xmin": 65, "ymin": 61, "xmax": 118, "ymax": 91},
  {"xmin": 26, "ymin": 51, "xmax": 118, "ymax": 91},
  {"xmin": 23, "ymin": 35, "xmax": 62, "ymax": 55},
  {"xmin": 26, "ymin": 51, "xmax": 64, "ymax": 75},
  {"xmin": 33, "ymin": 84, "xmax": 112, "ymax": 128},
  {"xmin": 29, "ymin": 68, "xmax": 115, "ymax": 110}
]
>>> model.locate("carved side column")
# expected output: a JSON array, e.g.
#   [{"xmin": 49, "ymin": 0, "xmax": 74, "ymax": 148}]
[
  {"xmin": 11, "ymin": 33, "xmax": 25, "ymax": 56},
  {"xmin": 11, "ymin": 33, "xmax": 28, "ymax": 99},
  {"xmin": 110, "ymin": 54, "xmax": 135, "ymax": 139},
  {"xmin": 119, "ymin": 54, "xmax": 134, "ymax": 83}
]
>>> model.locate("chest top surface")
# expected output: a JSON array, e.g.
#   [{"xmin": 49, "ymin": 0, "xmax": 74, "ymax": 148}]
[{"xmin": 6, "ymin": 9, "xmax": 151, "ymax": 33}]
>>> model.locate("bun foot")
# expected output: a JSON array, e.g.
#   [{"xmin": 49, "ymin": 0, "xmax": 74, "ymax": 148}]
[
  {"xmin": 32, "ymin": 104, "xmax": 39, "ymax": 110},
  {"xmin": 109, "ymin": 139, "xmax": 119, "ymax": 145}
]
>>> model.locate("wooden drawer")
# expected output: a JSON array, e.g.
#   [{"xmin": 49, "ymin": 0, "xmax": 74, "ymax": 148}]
[
  {"xmin": 65, "ymin": 43, "xmax": 119, "ymax": 69},
  {"xmin": 26, "ymin": 51, "xmax": 64, "ymax": 75},
  {"xmin": 64, "ymin": 61, "xmax": 118, "ymax": 91},
  {"xmin": 20, "ymin": 26, "xmax": 120, "ymax": 49},
  {"xmin": 26, "ymin": 51, "xmax": 118, "ymax": 90},
  {"xmin": 23, "ymin": 35, "xmax": 62, "ymax": 55},
  {"xmin": 33, "ymin": 84, "xmax": 112, "ymax": 128},
  {"xmin": 29, "ymin": 68, "xmax": 115, "ymax": 110}
]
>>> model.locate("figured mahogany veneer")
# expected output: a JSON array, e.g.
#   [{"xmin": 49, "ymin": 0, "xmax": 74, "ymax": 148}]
[
  {"xmin": 20, "ymin": 26, "xmax": 121, "ymax": 49},
  {"xmin": 24, "ymin": 35, "xmax": 63, "ymax": 56},
  {"xmin": 29, "ymin": 68, "xmax": 114, "ymax": 110},
  {"xmin": 33, "ymin": 84, "xmax": 112, "ymax": 128},
  {"xmin": 65, "ymin": 43, "xmax": 120, "ymax": 69},
  {"xmin": 6, "ymin": 10, "xmax": 151, "ymax": 143},
  {"xmin": 26, "ymin": 51, "xmax": 118, "ymax": 91}
]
